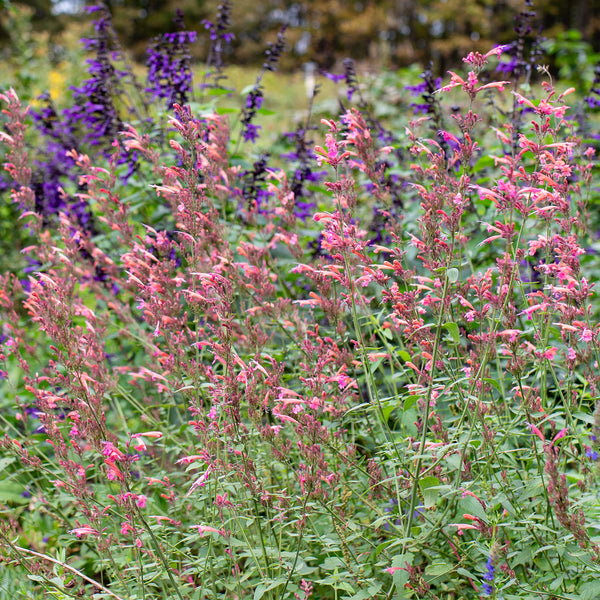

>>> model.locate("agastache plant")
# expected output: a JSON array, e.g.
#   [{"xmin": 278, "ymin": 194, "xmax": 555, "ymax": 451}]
[{"xmin": 4, "ymin": 6, "xmax": 600, "ymax": 596}]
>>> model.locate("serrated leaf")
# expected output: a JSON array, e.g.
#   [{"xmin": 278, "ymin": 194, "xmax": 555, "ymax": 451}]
[{"xmin": 393, "ymin": 569, "xmax": 410, "ymax": 599}]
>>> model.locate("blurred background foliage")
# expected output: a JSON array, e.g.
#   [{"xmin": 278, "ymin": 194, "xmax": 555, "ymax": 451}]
[{"xmin": 2, "ymin": 0, "xmax": 600, "ymax": 74}]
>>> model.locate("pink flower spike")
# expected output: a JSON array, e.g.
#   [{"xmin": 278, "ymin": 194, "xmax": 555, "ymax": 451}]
[
  {"xmin": 512, "ymin": 92, "xmax": 536, "ymax": 110},
  {"xmin": 461, "ymin": 490, "xmax": 486, "ymax": 508},
  {"xmin": 448, "ymin": 523, "xmax": 478, "ymax": 531},
  {"xmin": 528, "ymin": 423, "xmax": 545, "ymax": 442},
  {"xmin": 135, "ymin": 431, "xmax": 163, "ymax": 439},
  {"xmin": 385, "ymin": 567, "xmax": 404, "ymax": 575},
  {"xmin": 176, "ymin": 455, "xmax": 206, "ymax": 465},
  {"xmin": 102, "ymin": 441, "xmax": 126, "ymax": 462},
  {"xmin": 192, "ymin": 525, "xmax": 225, "ymax": 537},
  {"xmin": 435, "ymin": 72, "xmax": 464, "ymax": 93},
  {"xmin": 485, "ymin": 45, "xmax": 509, "ymax": 58},
  {"xmin": 552, "ymin": 429, "xmax": 568, "ymax": 443},
  {"xmin": 186, "ymin": 466, "xmax": 213, "ymax": 496},
  {"xmin": 121, "ymin": 522, "xmax": 134, "ymax": 535},
  {"xmin": 70, "ymin": 525, "xmax": 99, "ymax": 538},
  {"xmin": 477, "ymin": 81, "xmax": 510, "ymax": 92}
]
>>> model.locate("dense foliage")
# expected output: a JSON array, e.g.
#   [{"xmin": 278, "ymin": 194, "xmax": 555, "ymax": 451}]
[{"xmin": 2, "ymin": 2, "xmax": 600, "ymax": 599}]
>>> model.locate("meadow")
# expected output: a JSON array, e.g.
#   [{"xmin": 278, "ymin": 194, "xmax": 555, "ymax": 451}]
[{"xmin": 1, "ymin": 2, "xmax": 600, "ymax": 599}]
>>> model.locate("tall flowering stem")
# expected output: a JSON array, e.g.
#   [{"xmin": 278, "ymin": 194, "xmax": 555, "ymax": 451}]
[
  {"xmin": 202, "ymin": 0, "xmax": 234, "ymax": 89},
  {"xmin": 239, "ymin": 26, "xmax": 287, "ymax": 144},
  {"xmin": 146, "ymin": 9, "xmax": 197, "ymax": 109}
]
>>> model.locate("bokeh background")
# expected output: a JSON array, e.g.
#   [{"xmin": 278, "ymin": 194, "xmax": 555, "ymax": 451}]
[{"xmin": 2, "ymin": 0, "xmax": 600, "ymax": 74}]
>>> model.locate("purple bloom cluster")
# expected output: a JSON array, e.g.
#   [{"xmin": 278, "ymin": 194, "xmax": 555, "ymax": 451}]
[
  {"xmin": 262, "ymin": 26, "xmax": 287, "ymax": 72},
  {"xmin": 64, "ymin": 4, "xmax": 123, "ymax": 150},
  {"xmin": 343, "ymin": 58, "xmax": 360, "ymax": 104},
  {"xmin": 496, "ymin": 0, "xmax": 543, "ymax": 82},
  {"xmin": 29, "ymin": 94, "xmax": 95, "ymax": 229},
  {"xmin": 282, "ymin": 126, "xmax": 324, "ymax": 221},
  {"xmin": 240, "ymin": 27, "xmax": 287, "ymax": 144},
  {"xmin": 481, "ymin": 555, "xmax": 495, "ymax": 596},
  {"xmin": 323, "ymin": 72, "xmax": 345, "ymax": 84},
  {"xmin": 584, "ymin": 61, "xmax": 600, "ymax": 110},
  {"xmin": 242, "ymin": 154, "xmax": 270, "ymax": 209},
  {"xmin": 203, "ymin": 0, "xmax": 234, "ymax": 85},
  {"xmin": 405, "ymin": 66, "xmax": 442, "ymax": 116},
  {"xmin": 146, "ymin": 10, "xmax": 197, "ymax": 109},
  {"xmin": 241, "ymin": 88, "xmax": 264, "ymax": 143}
]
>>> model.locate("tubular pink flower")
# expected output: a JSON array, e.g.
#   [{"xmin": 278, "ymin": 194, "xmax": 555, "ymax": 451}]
[{"xmin": 70, "ymin": 525, "xmax": 100, "ymax": 538}]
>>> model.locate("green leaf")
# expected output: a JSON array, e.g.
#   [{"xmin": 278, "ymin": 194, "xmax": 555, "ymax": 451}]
[
  {"xmin": 484, "ymin": 377, "xmax": 502, "ymax": 392},
  {"xmin": 574, "ymin": 411, "xmax": 595, "ymax": 424},
  {"xmin": 346, "ymin": 590, "xmax": 371, "ymax": 600},
  {"xmin": 443, "ymin": 322, "xmax": 460, "ymax": 344},
  {"xmin": 393, "ymin": 569, "xmax": 410, "ymax": 600},
  {"xmin": 253, "ymin": 577, "xmax": 288, "ymax": 599},
  {"xmin": 208, "ymin": 87, "xmax": 234, "ymax": 96},
  {"xmin": 446, "ymin": 267, "xmax": 459, "ymax": 283},
  {"xmin": 391, "ymin": 552, "xmax": 412, "ymax": 599},
  {"xmin": 419, "ymin": 476, "xmax": 440, "ymax": 508},
  {"xmin": 425, "ymin": 561, "xmax": 453, "ymax": 578},
  {"xmin": 397, "ymin": 350, "xmax": 411, "ymax": 362},
  {"xmin": 403, "ymin": 395, "xmax": 418, "ymax": 411},
  {"xmin": 0, "ymin": 457, "xmax": 16, "ymax": 472},
  {"xmin": 0, "ymin": 482, "xmax": 30, "ymax": 505},
  {"xmin": 456, "ymin": 567, "xmax": 477, "ymax": 579}
]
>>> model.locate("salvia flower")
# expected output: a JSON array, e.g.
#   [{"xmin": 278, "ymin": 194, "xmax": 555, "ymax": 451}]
[
  {"xmin": 146, "ymin": 10, "xmax": 197, "ymax": 108},
  {"xmin": 263, "ymin": 25, "xmax": 287, "ymax": 72},
  {"xmin": 203, "ymin": 0, "xmax": 234, "ymax": 86},
  {"xmin": 584, "ymin": 60, "xmax": 600, "ymax": 110},
  {"xmin": 405, "ymin": 65, "xmax": 442, "ymax": 116},
  {"xmin": 63, "ymin": 4, "xmax": 123, "ymax": 151},
  {"xmin": 481, "ymin": 553, "xmax": 495, "ymax": 596},
  {"xmin": 240, "ymin": 87, "xmax": 264, "ymax": 143},
  {"xmin": 343, "ymin": 58, "xmax": 360, "ymax": 104},
  {"xmin": 240, "ymin": 27, "xmax": 287, "ymax": 144}
]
